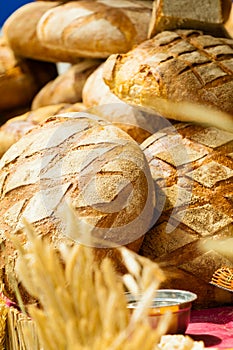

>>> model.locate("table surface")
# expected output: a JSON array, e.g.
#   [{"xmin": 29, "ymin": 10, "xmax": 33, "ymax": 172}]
[{"xmin": 186, "ymin": 306, "xmax": 233, "ymax": 349}]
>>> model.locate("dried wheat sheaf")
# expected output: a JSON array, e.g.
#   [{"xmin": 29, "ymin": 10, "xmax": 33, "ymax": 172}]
[{"xmin": 4, "ymin": 212, "xmax": 208, "ymax": 350}]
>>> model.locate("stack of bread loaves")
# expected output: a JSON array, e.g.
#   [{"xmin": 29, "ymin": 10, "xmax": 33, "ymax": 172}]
[
  {"xmin": 101, "ymin": 2, "xmax": 233, "ymax": 308},
  {"xmin": 0, "ymin": 0, "xmax": 233, "ymax": 323}
]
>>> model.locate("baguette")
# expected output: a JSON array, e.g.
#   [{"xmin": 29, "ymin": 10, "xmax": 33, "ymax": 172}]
[
  {"xmin": 3, "ymin": 1, "xmax": 83, "ymax": 63},
  {"xmin": 36, "ymin": 0, "xmax": 153, "ymax": 58},
  {"xmin": 0, "ymin": 112, "xmax": 155, "ymax": 303},
  {"xmin": 0, "ymin": 36, "xmax": 57, "ymax": 120},
  {"xmin": 103, "ymin": 29, "xmax": 233, "ymax": 125},
  {"xmin": 140, "ymin": 122, "xmax": 233, "ymax": 308}
]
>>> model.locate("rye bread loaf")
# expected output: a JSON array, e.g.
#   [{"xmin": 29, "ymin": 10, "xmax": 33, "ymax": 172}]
[
  {"xmin": 32, "ymin": 59, "xmax": 102, "ymax": 109},
  {"xmin": 83, "ymin": 64, "xmax": 168, "ymax": 144},
  {"xmin": 36, "ymin": 0, "xmax": 153, "ymax": 58},
  {"xmin": 0, "ymin": 103, "xmax": 86, "ymax": 157},
  {"xmin": 0, "ymin": 36, "xmax": 57, "ymax": 120},
  {"xmin": 103, "ymin": 29, "xmax": 233, "ymax": 123},
  {"xmin": 2, "ymin": 1, "xmax": 83, "ymax": 63},
  {"xmin": 148, "ymin": 0, "xmax": 232, "ymax": 38},
  {"xmin": 139, "ymin": 122, "xmax": 233, "ymax": 308},
  {"xmin": 0, "ymin": 112, "xmax": 155, "ymax": 303}
]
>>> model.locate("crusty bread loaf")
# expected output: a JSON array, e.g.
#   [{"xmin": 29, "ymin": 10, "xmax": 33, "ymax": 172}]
[
  {"xmin": 3, "ymin": 1, "xmax": 83, "ymax": 63},
  {"xmin": 0, "ymin": 103, "xmax": 86, "ymax": 157},
  {"xmin": 0, "ymin": 36, "xmax": 57, "ymax": 121},
  {"xmin": 0, "ymin": 112, "xmax": 155, "ymax": 303},
  {"xmin": 32, "ymin": 59, "xmax": 102, "ymax": 109},
  {"xmin": 148, "ymin": 0, "xmax": 232, "ymax": 38},
  {"xmin": 103, "ymin": 29, "xmax": 233, "ymax": 122},
  {"xmin": 36, "ymin": 0, "xmax": 153, "ymax": 58},
  {"xmin": 139, "ymin": 122, "xmax": 233, "ymax": 308},
  {"xmin": 83, "ymin": 64, "xmax": 168, "ymax": 143}
]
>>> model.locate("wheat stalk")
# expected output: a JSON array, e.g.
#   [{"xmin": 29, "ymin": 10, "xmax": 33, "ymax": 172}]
[
  {"xmin": 11, "ymin": 217, "xmax": 165, "ymax": 350},
  {"xmin": 7, "ymin": 210, "xmax": 207, "ymax": 350}
]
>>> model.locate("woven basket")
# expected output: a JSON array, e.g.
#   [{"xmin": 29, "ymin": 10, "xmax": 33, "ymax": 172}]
[
  {"xmin": 211, "ymin": 267, "xmax": 233, "ymax": 292},
  {"xmin": 5, "ymin": 307, "xmax": 40, "ymax": 350}
]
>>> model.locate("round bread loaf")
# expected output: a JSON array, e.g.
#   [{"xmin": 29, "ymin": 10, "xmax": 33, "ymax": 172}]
[
  {"xmin": 103, "ymin": 29, "xmax": 233, "ymax": 122},
  {"xmin": 139, "ymin": 122, "xmax": 233, "ymax": 308},
  {"xmin": 0, "ymin": 112, "xmax": 155, "ymax": 303},
  {"xmin": 36, "ymin": 0, "xmax": 153, "ymax": 58}
]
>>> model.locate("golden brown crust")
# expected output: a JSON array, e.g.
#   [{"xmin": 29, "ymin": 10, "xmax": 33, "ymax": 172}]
[
  {"xmin": 36, "ymin": 0, "xmax": 153, "ymax": 58},
  {"xmin": 0, "ymin": 36, "xmax": 57, "ymax": 119},
  {"xmin": 140, "ymin": 122, "xmax": 233, "ymax": 308},
  {"xmin": 83, "ymin": 64, "xmax": 169, "ymax": 143},
  {"xmin": 32, "ymin": 59, "xmax": 102, "ymax": 110},
  {"xmin": 103, "ymin": 29, "xmax": 233, "ymax": 121},
  {"xmin": 2, "ymin": 1, "xmax": 83, "ymax": 63},
  {"xmin": 0, "ymin": 113, "xmax": 155, "ymax": 303},
  {"xmin": 0, "ymin": 103, "xmax": 86, "ymax": 157}
]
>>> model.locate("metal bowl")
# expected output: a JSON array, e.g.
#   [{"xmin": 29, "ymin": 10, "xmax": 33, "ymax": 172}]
[{"xmin": 126, "ymin": 289, "xmax": 197, "ymax": 334}]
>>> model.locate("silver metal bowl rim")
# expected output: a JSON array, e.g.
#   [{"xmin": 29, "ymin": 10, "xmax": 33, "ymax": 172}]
[
  {"xmin": 125, "ymin": 289, "xmax": 197, "ymax": 306},
  {"xmin": 154, "ymin": 289, "xmax": 198, "ymax": 302}
]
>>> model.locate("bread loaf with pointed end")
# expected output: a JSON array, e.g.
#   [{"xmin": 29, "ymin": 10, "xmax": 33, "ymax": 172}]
[
  {"xmin": 140, "ymin": 122, "xmax": 233, "ymax": 308},
  {"xmin": 0, "ymin": 112, "xmax": 155, "ymax": 303}
]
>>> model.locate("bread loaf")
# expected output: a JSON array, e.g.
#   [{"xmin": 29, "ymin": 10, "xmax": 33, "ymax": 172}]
[
  {"xmin": 103, "ymin": 29, "xmax": 233, "ymax": 123},
  {"xmin": 0, "ymin": 36, "xmax": 57, "ymax": 121},
  {"xmin": 36, "ymin": 0, "xmax": 153, "ymax": 58},
  {"xmin": 0, "ymin": 112, "xmax": 155, "ymax": 303},
  {"xmin": 0, "ymin": 103, "xmax": 86, "ymax": 157},
  {"xmin": 139, "ymin": 122, "xmax": 233, "ymax": 308},
  {"xmin": 83, "ymin": 64, "xmax": 168, "ymax": 143},
  {"xmin": 32, "ymin": 59, "xmax": 102, "ymax": 109},
  {"xmin": 3, "ymin": 1, "xmax": 83, "ymax": 63},
  {"xmin": 148, "ymin": 0, "xmax": 232, "ymax": 38}
]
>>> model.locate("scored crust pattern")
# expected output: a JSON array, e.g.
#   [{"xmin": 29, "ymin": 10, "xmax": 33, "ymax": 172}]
[
  {"xmin": 104, "ymin": 29, "xmax": 233, "ymax": 115},
  {"xmin": 140, "ymin": 122, "xmax": 233, "ymax": 308},
  {"xmin": 0, "ymin": 114, "xmax": 155, "ymax": 303}
]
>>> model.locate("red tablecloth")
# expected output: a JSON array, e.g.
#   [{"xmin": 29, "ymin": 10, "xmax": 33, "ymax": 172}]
[{"xmin": 186, "ymin": 306, "xmax": 233, "ymax": 349}]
